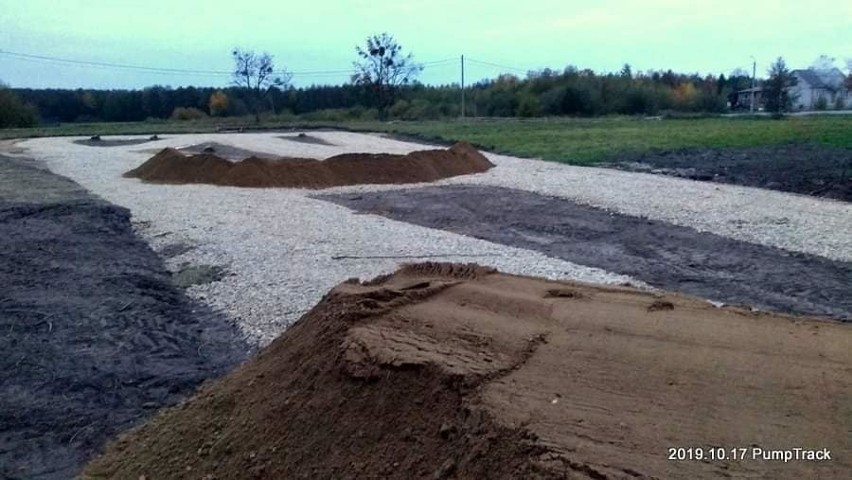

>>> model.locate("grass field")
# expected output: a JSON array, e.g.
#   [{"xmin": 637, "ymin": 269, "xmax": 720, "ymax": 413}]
[
  {"xmin": 3, "ymin": 115, "xmax": 850, "ymax": 165},
  {"xmin": 382, "ymin": 116, "xmax": 852, "ymax": 164}
]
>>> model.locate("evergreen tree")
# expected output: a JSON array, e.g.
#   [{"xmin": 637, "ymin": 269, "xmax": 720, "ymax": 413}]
[{"xmin": 764, "ymin": 57, "xmax": 797, "ymax": 115}]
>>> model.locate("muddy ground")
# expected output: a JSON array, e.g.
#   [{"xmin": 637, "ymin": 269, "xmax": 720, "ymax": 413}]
[
  {"xmin": 84, "ymin": 264, "xmax": 852, "ymax": 479},
  {"xmin": 321, "ymin": 185, "xmax": 851, "ymax": 321},
  {"xmin": 0, "ymin": 155, "xmax": 248, "ymax": 479},
  {"xmin": 604, "ymin": 144, "xmax": 852, "ymax": 202}
]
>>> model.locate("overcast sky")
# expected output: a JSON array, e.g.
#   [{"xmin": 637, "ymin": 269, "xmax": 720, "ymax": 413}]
[{"xmin": 1, "ymin": 0, "xmax": 850, "ymax": 89}]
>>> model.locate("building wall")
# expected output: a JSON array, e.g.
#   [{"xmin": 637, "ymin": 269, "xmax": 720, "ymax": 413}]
[
  {"xmin": 791, "ymin": 73, "xmax": 850, "ymax": 110},
  {"xmin": 792, "ymin": 74, "xmax": 815, "ymax": 110}
]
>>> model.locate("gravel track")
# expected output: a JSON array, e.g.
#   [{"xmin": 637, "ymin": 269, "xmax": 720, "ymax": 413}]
[
  {"xmin": 322, "ymin": 185, "xmax": 852, "ymax": 321},
  {"xmin": 19, "ymin": 132, "xmax": 852, "ymax": 344},
  {"xmin": 19, "ymin": 134, "xmax": 632, "ymax": 345},
  {"xmin": 328, "ymin": 150, "xmax": 852, "ymax": 263}
]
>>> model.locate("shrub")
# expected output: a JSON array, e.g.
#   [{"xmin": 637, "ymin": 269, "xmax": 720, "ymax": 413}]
[
  {"xmin": 208, "ymin": 91, "xmax": 229, "ymax": 117},
  {"xmin": 389, "ymin": 100, "xmax": 411, "ymax": 119},
  {"xmin": 622, "ymin": 87, "xmax": 659, "ymax": 115},
  {"xmin": 170, "ymin": 107, "xmax": 207, "ymax": 121},
  {"xmin": 404, "ymin": 99, "xmax": 440, "ymax": 120},
  {"xmin": 516, "ymin": 94, "xmax": 541, "ymax": 117},
  {"xmin": 300, "ymin": 108, "xmax": 376, "ymax": 122},
  {"xmin": 270, "ymin": 109, "xmax": 296, "ymax": 122},
  {"xmin": 693, "ymin": 91, "xmax": 727, "ymax": 113},
  {"xmin": 814, "ymin": 96, "xmax": 828, "ymax": 111},
  {"xmin": 539, "ymin": 87, "xmax": 565, "ymax": 115},
  {"xmin": 0, "ymin": 87, "xmax": 39, "ymax": 128},
  {"xmin": 359, "ymin": 108, "xmax": 380, "ymax": 121},
  {"xmin": 561, "ymin": 85, "xmax": 597, "ymax": 115}
]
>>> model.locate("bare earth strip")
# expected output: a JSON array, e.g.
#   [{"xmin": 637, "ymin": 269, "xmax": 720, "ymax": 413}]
[{"xmin": 0, "ymin": 155, "xmax": 247, "ymax": 479}]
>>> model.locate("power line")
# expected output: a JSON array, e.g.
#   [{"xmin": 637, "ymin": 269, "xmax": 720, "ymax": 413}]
[
  {"xmin": 421, "ymin": 58, "xmax": 456, "ymax": 66},
  {"xmin": 0, "ymin": 49, "xmax": 463, "ymax": 79},
  {"xmin": 466, "ymin": 58, "xmax": 529, "ymax": 74},
  {"xmin": 0, "ymin": 49, "xmax": 231, "ymax": 76}
]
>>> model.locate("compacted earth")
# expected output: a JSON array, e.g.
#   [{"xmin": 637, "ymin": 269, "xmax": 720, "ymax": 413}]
[
  {"xmin": 83, "ymin": 263, "xmax": 851, "ymax": 479},
  {"xmin": 0, "ymin": 155, "xmax": 248, "ymax": 479},
  {"xmin": 605, "ymin": 144, "xmax": 852, "ymax": 202}
]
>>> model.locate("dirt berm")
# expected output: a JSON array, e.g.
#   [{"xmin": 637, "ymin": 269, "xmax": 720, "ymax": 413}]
[
  {"xmin": 83, "ymin": 263, "xmax": 851, "ymax": 479},
  {"xmin": 124, "ymin": 142, "xmax": 493, "ymax": 188}
]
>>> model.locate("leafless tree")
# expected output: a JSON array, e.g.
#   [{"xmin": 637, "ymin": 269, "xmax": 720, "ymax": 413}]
[
  {"xmin": 232, "ymin": 48, "xmax": 291, "ymax": 123},
  {"xmin": 810, "ymin": 55, "xmax": 836, "ymax": 73},
  {"xmin": 352, "ymin": 33, "xmax": 422, "ymax": 120}
]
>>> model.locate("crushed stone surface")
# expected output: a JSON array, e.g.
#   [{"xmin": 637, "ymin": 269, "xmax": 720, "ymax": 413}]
[{"xmin": 20, "ymin": 132, "xmax": 852, "ymax": 345}]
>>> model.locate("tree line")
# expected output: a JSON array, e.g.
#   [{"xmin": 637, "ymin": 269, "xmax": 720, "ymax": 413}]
[
  {"xmin": 0, "ymin": 32, "xmax": 832, "ymax": 128},
  {"xmin": 2, "ymin": 69, "xmax": 754, "ymax": 126}
]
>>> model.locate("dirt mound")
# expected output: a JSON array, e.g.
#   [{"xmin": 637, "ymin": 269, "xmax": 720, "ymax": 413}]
[
  {"xmin": 124, "ymin": 142, "xmax": 494, "ymax": 189},
  {"xmin": 84, "ymin": 264, "xmax": 851, "ymax": 479}
]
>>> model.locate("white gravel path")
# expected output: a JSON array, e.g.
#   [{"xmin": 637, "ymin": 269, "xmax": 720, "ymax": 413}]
[{"xmin": 18, "ymin": 132, "xmax": 852, "ymax": 345}]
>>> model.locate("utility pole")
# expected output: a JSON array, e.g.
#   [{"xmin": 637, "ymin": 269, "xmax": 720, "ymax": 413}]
[
  {"xmin": 460, "ymin": 54, "xmax": 466, "ymax": 119},
  {"xmin": 750, "ymin": 56, "xmax": 756, "ymax": 113}
]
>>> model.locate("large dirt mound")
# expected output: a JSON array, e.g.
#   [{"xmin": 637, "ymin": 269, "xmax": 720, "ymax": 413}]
[
  {"xmin": 84, "ymin": 263, "xmax": 850, "ymax": 479},
  {"xmin": 124, "ymin": 142, "xmax": 494, "ymax": 188}
]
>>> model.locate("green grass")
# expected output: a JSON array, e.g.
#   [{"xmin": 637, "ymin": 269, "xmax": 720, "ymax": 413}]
[
  {"xmin": 377, "ymin": 116, "xmax": 852, "ymax": 165},
  {"xmin": 3, "ymin": 115, "xmax": 850, "ymax": 166},
  {"xmin": 0, "ymin": 118, "xmax": 252, "ymax": 139}
]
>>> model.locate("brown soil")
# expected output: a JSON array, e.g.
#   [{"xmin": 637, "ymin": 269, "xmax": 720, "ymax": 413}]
[
  {"xmin": 83, "ymin": 263, "xmax": 850, "ymax": 479},
  {"xmin": 124, "ymin": 142, "xmax": 494, "ymax": 189}
]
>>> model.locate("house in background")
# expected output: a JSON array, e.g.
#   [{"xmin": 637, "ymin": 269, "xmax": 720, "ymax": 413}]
[
  {"xmin": 789, "ymin": 68, "xmax": 849, "ymax": 110},
  {"xmin": 733, "ymin": 87, "xmax": 763, "ymax": 111}
]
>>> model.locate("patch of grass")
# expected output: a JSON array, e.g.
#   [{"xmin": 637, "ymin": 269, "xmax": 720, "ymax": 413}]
[
  {"xmin": 3, "ymin": 115, "xmax": 849, "ymax": 166},
  {"xmin": 0, "ymin": 115, "xmax": 322, "ymax": 140},
  {"xmin": 376, "ymin": 116, "xmax": 852, "ymax": 165}
]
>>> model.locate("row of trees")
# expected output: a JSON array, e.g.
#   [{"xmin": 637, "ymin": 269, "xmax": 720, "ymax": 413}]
[
  {"xmin": 7, "ymin": 67, "xmax": 759, "ymax": 124},
  {"xmin": 0, "ymin": 83, "xmax": 39, "ymax": 128},
  {"xmin": 4, "ymin": 33, "xmax": 842, "ymax": 127}
]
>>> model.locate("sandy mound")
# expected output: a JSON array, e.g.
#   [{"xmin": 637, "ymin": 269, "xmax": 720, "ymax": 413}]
[
  {"xmin": 84, "ymin": 263, "xmax": 850, "ymax": 479},
  {"xmin": 124, "ymin": 142, "xmax": 494, "ymax": 189}
]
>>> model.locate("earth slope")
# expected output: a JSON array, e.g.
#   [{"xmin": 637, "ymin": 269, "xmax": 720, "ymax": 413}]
[{"xmin": 85, "ymin": 263, "xmax": 851, "ymax": 479}]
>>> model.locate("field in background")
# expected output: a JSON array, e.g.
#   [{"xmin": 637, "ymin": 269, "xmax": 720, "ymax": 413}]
[
  {"xmin": 381, "ymin": 115, "xmax": 852, "ymax": 164},
  {"xmin": 2, "ymin": 115, "xmax": 850, "ymax": 165}
]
